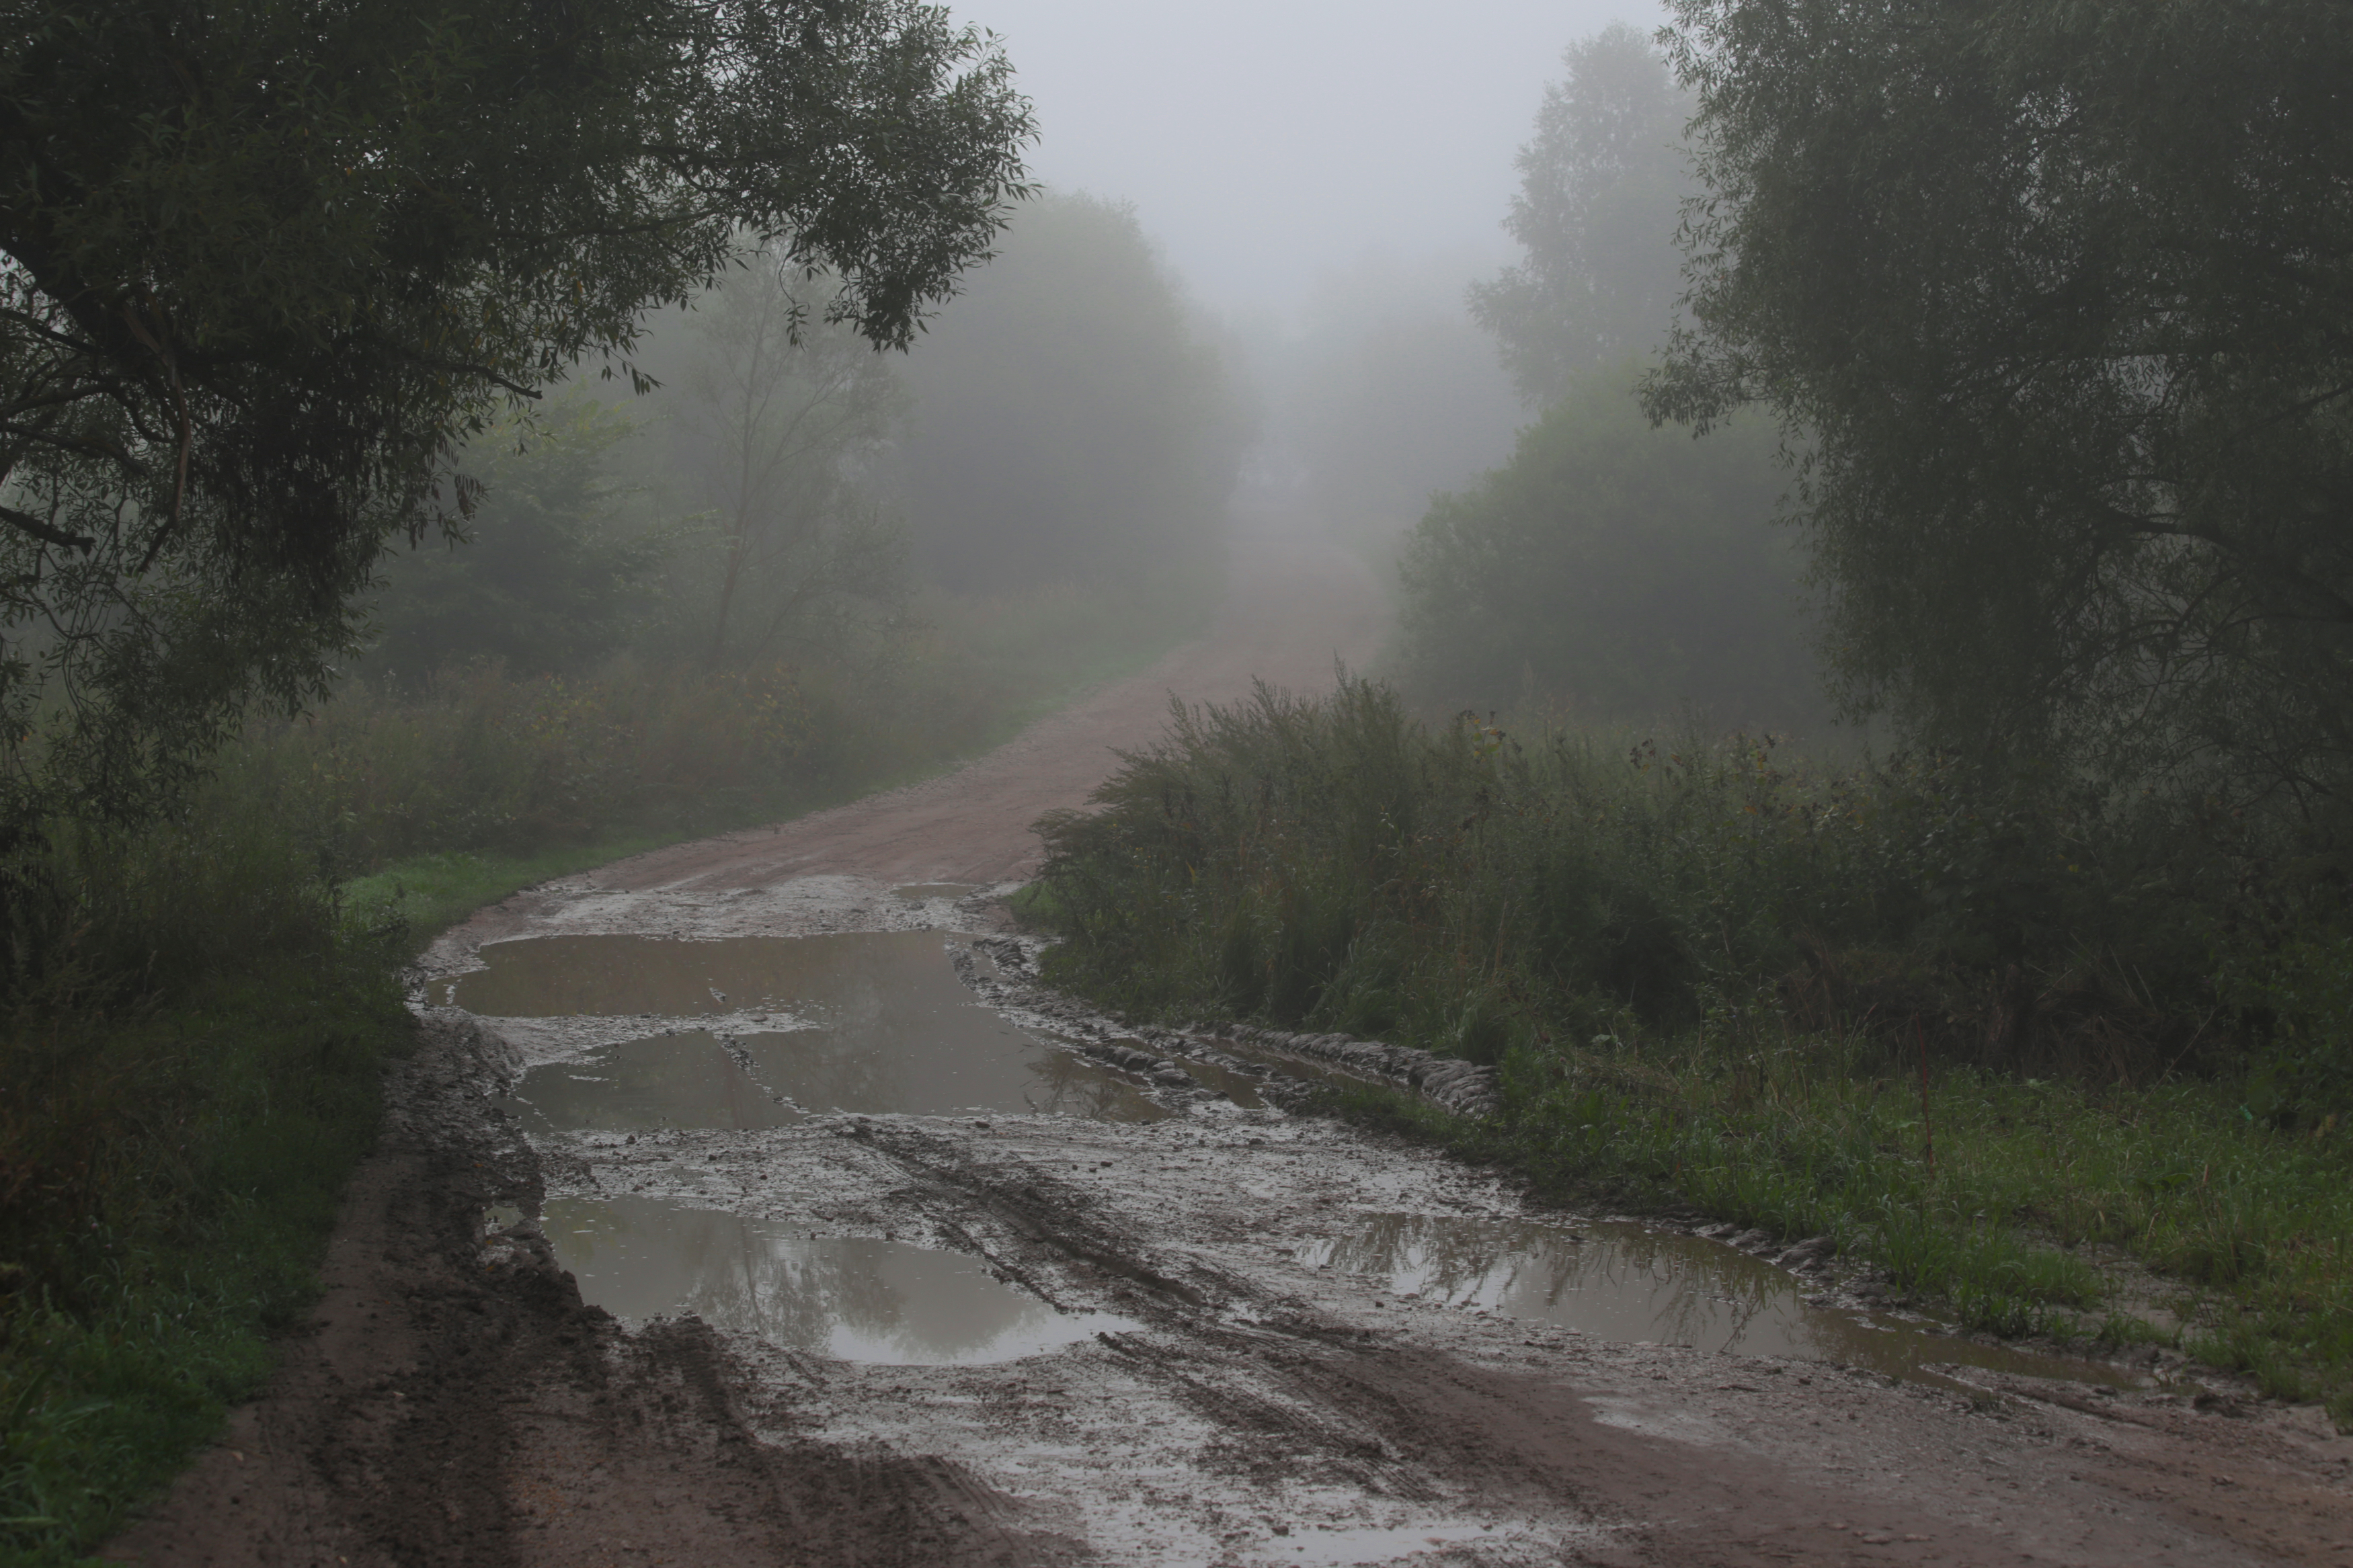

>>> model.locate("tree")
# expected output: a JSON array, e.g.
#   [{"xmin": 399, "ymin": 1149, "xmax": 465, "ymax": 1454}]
[
  {"xmin": 665, "ymin": 251, "xmax": 910, "ymax": 665},
  {"xmin": 1470, "ymin": 26, "xmax": 1694, "ymax": 407},
  {"xmin": 898, "ymin": 193, "xmax": 1247, "ymax": 595},
  {"xmin": 1648, "ymin": 0, "xmax": 2353, "ymax": 804},
  {"xmin": 368, "ymin": 397, "xmax": 662, "ymax": 683},
  {"xmin": 0, "ymin": 0, "xmax": 1031, "ymax": 833},
  {"xmin": 1398, "ymin": 362, "xmax": 1812, "ymax": 728}
]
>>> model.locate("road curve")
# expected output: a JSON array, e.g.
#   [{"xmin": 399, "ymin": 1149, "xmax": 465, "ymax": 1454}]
[{"xmin": 110, "ymin": 536, "xmax": 2353, "ymax": 1568}]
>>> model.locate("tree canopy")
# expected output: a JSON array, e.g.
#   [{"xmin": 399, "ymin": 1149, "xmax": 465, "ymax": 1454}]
[
  {"xmin": 0, "ymin": 0, "xmax": 1030, "ymax": 829},
  {"xmin": 1470, "ymin": 25, "xmax": 1693, "ymax": 407},
  {"xmin": 1648, "ymin": 0, "xmax": 2353, "ymax": 804}
]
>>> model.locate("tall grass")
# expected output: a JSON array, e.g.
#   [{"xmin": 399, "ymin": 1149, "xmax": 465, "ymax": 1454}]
[{"xmin": 1031, "ymin": 676, "xmax": 2353, "ymax": 1420}]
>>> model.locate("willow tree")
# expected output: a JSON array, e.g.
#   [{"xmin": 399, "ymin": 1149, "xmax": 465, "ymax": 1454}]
[
  {"xmin": 0, "ymin": 0, "xmax": 1031, "ymax": 835},
  {"xmin": 1648, "ymin": 0, "xmax": 2353, "ymax": 807}
]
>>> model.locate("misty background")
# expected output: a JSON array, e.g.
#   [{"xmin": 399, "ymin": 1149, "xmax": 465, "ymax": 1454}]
[{"xmin": 368, "ymin": 0, "xmax": 1821, "ymax": 735}]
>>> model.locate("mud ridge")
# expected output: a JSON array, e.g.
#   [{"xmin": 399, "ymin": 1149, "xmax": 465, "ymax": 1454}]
[{"xmin": 961, "ymin": 934, "xmax": 1502, "ymax": 1119}]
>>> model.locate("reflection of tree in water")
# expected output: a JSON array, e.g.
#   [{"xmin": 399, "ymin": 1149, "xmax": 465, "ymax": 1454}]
[
  {"xmin": 1318, "ymin": 1214, "xmax": 1582, "ymax": 1308},
  {"xmin": 1579, "ymin": 1227, "xmax": 1786, "ymax": 1352},
  {"xmin": 1318, "ymin": 1216, "xmax": 1791, "ymax": 1351},
  {"xmin": 1021, "ymin": 1048, "xmax": 1162, "ymax": 1121},
  {"xmin": 748, "ymin": 1022, "xmax": 910, "ymax": 1112},
  {"xmin": 565, "ymin": 1198, "xmax": 1037, "ymax": 1361},
  {"xmin": 737, "ymin": 948, "xmax": 1049, "ymax": 1116},
  {"xmin": 518, "ymin": 1034, "xmax": 791, "ymax": 1131}
]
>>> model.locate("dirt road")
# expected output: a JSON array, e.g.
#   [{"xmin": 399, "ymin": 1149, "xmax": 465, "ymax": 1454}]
[{"xmin": 112, "ymin": 539, "xmax": 2353, "ymax": 1567}]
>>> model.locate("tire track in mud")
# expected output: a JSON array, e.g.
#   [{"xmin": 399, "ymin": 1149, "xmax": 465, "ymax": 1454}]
[{"xmin": 112, "ymin": 538, "xmax": 2353, "ymax": 1565}]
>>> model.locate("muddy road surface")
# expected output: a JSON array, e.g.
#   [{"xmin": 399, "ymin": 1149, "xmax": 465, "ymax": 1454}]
[{"xmin": 116, "ymin": 541, "xmax": 2352, "ymax": 1567}]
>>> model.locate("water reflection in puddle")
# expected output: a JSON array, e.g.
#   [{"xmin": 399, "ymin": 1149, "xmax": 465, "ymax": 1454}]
[
  {"xmin": 454, "ymin": 931, "xmax": 967, "ymax": 1019},
  {"xmin": 547, "ymin": 1195, "xmax": 1135, "ymax": 1362},
  {"xmin": 504, "ymin": 1034, "xmax": 799, "ymax": 1132},
  {"xmin": 728, "ymin": 1026, "xmax": 1167, "ymax": 1120},
  {"xmin": 460, "ymin": 932, "xmax": 1168, "ymax": 1121},
  {"xmin": 1308, "ymin": 1214, "xmax": 2138, "ymax": 1391}
]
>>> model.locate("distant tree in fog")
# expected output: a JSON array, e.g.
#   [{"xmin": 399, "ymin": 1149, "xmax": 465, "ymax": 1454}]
[
  {"xmin": 668, "ymin": 253, "xmax": 911, "ymax": 665},
  {"xmin": 1399, "ymin": 364, "xmax": 1815, "ymax": 729},
  {"xmin": 372, "ymin": 255, "xmax": 914, "ymax": 678},
  {"xmin": 368, "ymin": 399, "xmax": 663, "ymax": 682},
  {"xmin": 1472, "ymin": 26, "xmax": 1694, "ymax": 406},
  {"xmin": 899, "ymin": 194, "xmax": 1249, "ymax": 595}
]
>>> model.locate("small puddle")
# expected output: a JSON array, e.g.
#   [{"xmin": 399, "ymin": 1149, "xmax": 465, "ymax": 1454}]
[
  {"xmin": 546, "ymin": 1195, "xmax": 1136, "ymax": 1362},
  {"xmin": 1176, "ymin": 1057, "xmax": 1267, "ymax": 1108},
  {"xmin": 458, "ymin": 932, "xmax": 1168, "ymax": 1120},
  {"xmin": 1306, "ymin": 1214, "xmax": 2139, "ymax": 1392},
  {"xmin": 502, "ymin": 1033, "xmax": 800, "ymax": 1132}
]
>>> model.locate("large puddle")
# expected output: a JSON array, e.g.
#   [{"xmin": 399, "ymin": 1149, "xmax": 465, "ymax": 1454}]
[
  {"xmin": 466, "ymin": 930, "xmax": 2130, "ymax": 1391},
  {"xmin": 465, "ymin": 933, "xmax": 1167, "ymax": 1121},
  {"xmin": 502, "ymin": 1033, "xmax": 801, "ymax": 1132},
  {"xmin": 546, "ymin": 1195, "xmax": 1137, "ymax": 1362},
  {"xmin": 1306, "ymin": 1214, "xmax": 2139, "ymax": 1391}
]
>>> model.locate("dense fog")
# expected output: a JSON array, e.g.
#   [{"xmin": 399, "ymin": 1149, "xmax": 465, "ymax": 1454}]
[{"xmin": 366, "ymin": 0, "xmax": 1820, "ymax": 731}]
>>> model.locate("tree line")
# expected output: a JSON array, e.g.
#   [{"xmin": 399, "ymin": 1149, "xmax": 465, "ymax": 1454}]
[
  {"xmin": 1408, "ymin": 0, "xmax": 2353, "ymax": 831},
  {"xmin": 368, "ymin": 194, "xmax": 1246, "ymax": 689}
]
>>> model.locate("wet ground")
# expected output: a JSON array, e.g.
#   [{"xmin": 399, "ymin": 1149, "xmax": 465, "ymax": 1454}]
[
  {"xmin": 458, "ymin": 922, "xmax": 2130, "ymax": 1406},
  {"xmin": 112, "ymin": 538, "xmax": 2353, "ymax": 1567},
  {"xmin": 401, "ymin": 883, "xmax": 2350, "ymax": 1565}
]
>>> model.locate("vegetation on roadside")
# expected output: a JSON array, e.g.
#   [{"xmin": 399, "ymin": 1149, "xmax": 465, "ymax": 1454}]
[
  {"xmin": 1027, "ymin": 678, "xmax": 2353, "ymax": 1424},
  {"xmin": 0, "ymin": 798, "xmax": 409, "ymax": 1564}
]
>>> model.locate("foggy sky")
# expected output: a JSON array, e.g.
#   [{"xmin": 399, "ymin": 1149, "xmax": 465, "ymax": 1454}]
[{"xmin": 951, "ymin": 0, "xmax": 1665, "ymax": 321}]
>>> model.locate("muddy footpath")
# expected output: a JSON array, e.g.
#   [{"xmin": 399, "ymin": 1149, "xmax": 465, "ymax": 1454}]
[{"xmin": 112, "ymin": 541, "xmax": 2353, "ymax": 1567}]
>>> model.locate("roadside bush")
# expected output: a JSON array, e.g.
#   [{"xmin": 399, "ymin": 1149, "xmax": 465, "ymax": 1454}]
[
  {"xmin": 235, "ymin": 659, "xmax": 832, "ymax": 872},
  {"xmin": 0, "ymin": 792, "xmax": 406, "ymax": 1565},
  {"xmin": 1031, "ymin": 672, "xmax": 2353, "ymax": 1418},
  {"xmin": 1035, "ymin": 674, "xmax": 2233, "ymax": 1075}
]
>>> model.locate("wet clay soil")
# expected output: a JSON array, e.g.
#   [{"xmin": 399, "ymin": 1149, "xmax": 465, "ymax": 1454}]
[{"xmin": 111, "ymin": 540, "xmax": 2353, "ymax": 1566}]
